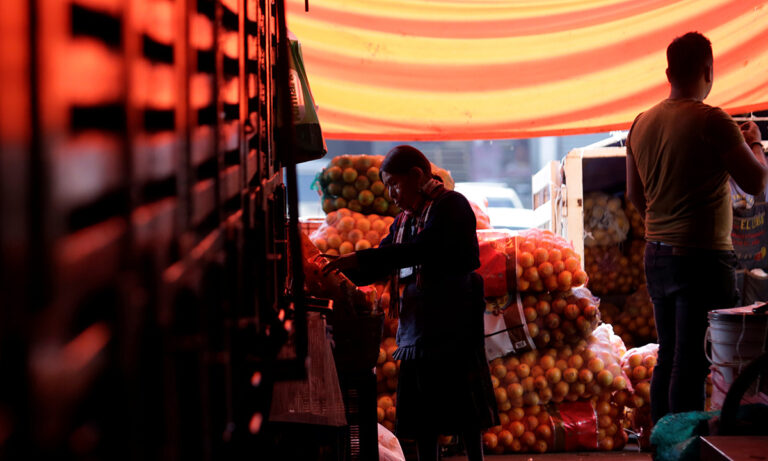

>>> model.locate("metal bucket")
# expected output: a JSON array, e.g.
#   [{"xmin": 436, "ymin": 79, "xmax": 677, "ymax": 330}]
[{"xmin": 707, "ymin": 305, "xmax": 768, "ymax": 410}]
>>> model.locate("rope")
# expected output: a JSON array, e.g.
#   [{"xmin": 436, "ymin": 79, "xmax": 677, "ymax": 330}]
[
  {"xmin": 704, "ymin": 327, "xmax": 714, "ymax": 364},
  {"xmin": 706, "ymin": 309, "xmax": 768, "ymax": 409},
  {"xmin": 736, "ymin": 313, "xmax": 746, "ymax": 375}
]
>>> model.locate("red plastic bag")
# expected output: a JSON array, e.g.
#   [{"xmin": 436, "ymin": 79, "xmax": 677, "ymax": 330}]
[
  {"xmin": 550, "ymin": 401, "xmax": 598, "ymax": 451},
  {"xmin": 478, "ymin": 240, "xmax": 510, "ymax": 297}
]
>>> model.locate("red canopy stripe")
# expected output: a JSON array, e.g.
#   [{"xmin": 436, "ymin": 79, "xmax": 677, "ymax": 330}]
[{"xmin": 287, "ymin": 0, "xmax": 768, "ymax": 140}]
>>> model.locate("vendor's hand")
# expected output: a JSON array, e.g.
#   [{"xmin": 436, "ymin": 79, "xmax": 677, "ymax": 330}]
[
  {"xmin": 321, "ymin": 252, "xmax": 359, "ymax": 275},
  {"xmin": 741, "ymin": 121, "xmax": 762, "ymax": 145}
]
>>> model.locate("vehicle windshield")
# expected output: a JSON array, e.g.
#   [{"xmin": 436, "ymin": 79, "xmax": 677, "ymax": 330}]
[{"xmin": 486, "ymin": 197, "xmax": 517, "ymax": 208}]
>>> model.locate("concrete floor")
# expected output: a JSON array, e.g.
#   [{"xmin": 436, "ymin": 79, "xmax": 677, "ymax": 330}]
[
  {"xmin": 442, "ymin": 441, "xmax": 653, "ymax": 461},
  {"xmin": 444, "ymin": 451, "xmax": 653, "ymax": 460}
]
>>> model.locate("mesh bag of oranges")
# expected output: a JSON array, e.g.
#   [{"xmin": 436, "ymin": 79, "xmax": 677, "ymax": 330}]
[
  {"xmin": 484, "ymin": 288, "xmax": 602, "ymax": 361},
  {"xmin": 478, "ymin": 229, "xmax": 595, "ymax": 359},
  {"xmin": 477, "ymin": 228, "xmax": 589, "ymax": 297},
  {"xmin": 620, "ymin": 343, "xmax": 658, "ymax": 448},
  {"xmin": 584, "ymin": 242, "xmax": 646, "ymax": 296},
  {"xmin": 613, "ymin": 285, "xmax": 657, "ymax": 348},
  {"xmin": 309, "ymin": 208, "xmax": 394, "ymax": 257},
  {"xmin": 583, "ymin": 193, "xmax": 647, "ymax": 298},
  {"xmin": 484, "ymin": 324, "xmax": 632, "ymax": 453},
  {"xmin": 314, "ymin": 154, "xmax": 454, "ymax": 215}
]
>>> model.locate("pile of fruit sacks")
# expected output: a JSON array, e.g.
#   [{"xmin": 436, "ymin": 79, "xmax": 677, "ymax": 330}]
[{"xmin": 476, "ymin": 229, "xmax": 632, "ymax": 453}]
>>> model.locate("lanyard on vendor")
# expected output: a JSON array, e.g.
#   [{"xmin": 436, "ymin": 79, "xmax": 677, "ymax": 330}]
[{"xmin": 388, "ymin": 177, "xmax": 446, "ymax": 319}]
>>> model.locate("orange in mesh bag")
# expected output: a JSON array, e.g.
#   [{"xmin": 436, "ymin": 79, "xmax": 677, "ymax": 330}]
[{"xmin": 620, "ymin": 343, "xmax": 658, "ymax": 448}]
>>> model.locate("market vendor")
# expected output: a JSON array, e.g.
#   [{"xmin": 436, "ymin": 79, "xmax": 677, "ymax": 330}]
[
  {"xmin": 626, "ymin": 32, "xmax": 767, "ymax": 424},
  {"xmin": 323, "ymin": 145, "xmax": 498, "ymax": 461}
]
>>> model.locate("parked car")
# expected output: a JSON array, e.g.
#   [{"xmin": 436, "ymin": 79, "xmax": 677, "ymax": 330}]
[{"xmin": 454, "ymin": 182, "xmax": 538, "ymax": 230}]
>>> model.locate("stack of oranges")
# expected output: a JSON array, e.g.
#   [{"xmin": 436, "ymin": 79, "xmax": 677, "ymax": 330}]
[
  {"xmin": 376, "ymin": 392, "xmax": 397, "ymax": 433},
  {"xmin": 477, "ymin": 228, "xmax": 634, "ymax": 453},
  {"xmin": 593, "ymin": 389, "xmax": 631, "ymax": 451}
]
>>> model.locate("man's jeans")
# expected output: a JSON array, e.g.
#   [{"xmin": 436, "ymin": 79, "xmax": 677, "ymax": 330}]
[{"xmin": 644, "ymin": 242, "xmax": 738, "ymax": 423}]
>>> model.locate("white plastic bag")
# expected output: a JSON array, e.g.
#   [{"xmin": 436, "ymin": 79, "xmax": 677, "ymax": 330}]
[{"xmin": 378, "ymin": 423, "xmax": 405, "ymax": 461}]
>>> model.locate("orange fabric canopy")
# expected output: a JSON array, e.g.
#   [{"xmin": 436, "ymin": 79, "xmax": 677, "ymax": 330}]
[{"xmin": 286, "ymin": 0, "xmax": 768, "ymax": 141}]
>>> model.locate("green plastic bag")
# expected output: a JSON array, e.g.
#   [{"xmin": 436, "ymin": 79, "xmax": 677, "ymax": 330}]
[
  {"xmin": 282, "ymin": 32, "xmax": 327, "ymax": 163},
  {"xmin": 650, "ymin": 410, "xmax": 718, "ymax": 461}
]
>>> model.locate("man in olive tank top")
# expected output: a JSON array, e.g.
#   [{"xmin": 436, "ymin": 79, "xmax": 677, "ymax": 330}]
[{"xmin": 626, "ymin": 32, "xmax": 766, "ymax": 423}]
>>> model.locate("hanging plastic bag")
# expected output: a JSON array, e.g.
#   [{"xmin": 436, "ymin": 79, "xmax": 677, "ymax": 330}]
[
  {"xmin": 281, "ymin": 32, "xmax": 327, "ymax": 163},
  {"xmin": 269, "ymin": 312, "xmax": 347, "ymax": 426},
  {"xmin": 731, "ymin": 201, "xmax": 768, "ymax": 270}
]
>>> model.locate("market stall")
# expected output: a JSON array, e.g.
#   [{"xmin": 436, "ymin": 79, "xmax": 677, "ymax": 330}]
[{"xmin": 300, "ymin": 152, "xmax": 649, "ymax": 455}]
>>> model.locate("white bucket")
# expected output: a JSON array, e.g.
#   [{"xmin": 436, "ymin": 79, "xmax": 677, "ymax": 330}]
[{"xmin": 707, "ymin": 304, "xmax": 768, "ymax": 410}]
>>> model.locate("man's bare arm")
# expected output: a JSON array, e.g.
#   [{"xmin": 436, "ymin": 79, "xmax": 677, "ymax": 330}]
[{"xmin": 626, "ymin": 145, "xmax": 646, "ymax": 221}]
